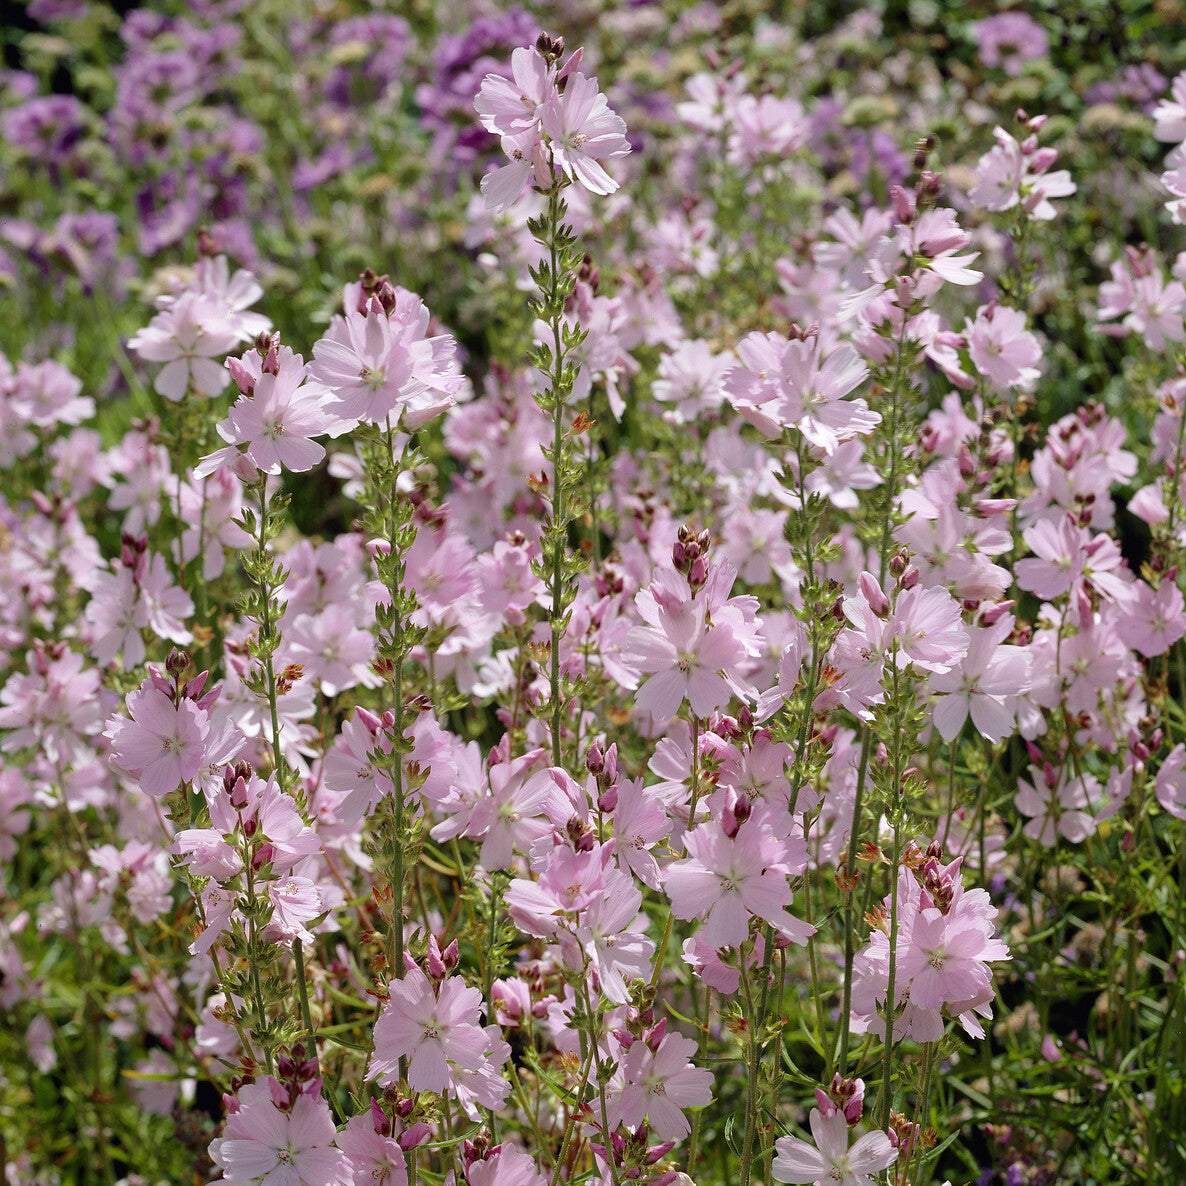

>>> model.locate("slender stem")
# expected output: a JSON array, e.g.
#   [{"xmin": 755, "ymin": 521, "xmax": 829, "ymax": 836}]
[
  {"xmin": 546, "ymin": 182, "xmax": 570, "ymax": 768},
  {"xmin": 293, "ymin": 937, "xmax": 316, "ymax": 1051},
  {"xmin": 879, "ymin": 662, "xmax": 906, "ymax": 1131},
  {"xmin": 840, "ymin": 315, "xmax": 914, "ymax": 1072},
  {"xmin": 254, "ymin": 480, "xmax": 286, "ymax": 790},
  {"xmin": 687, "ymin": 983, "xmax": 711, "ymax": 1176}
]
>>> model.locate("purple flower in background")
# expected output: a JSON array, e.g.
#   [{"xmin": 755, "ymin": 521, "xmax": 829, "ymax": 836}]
[
  {"xmin": 973, "ymin": 13, "xmax": 1049, "ymax": 76},
  {"xmin": 114, "ymin": 49, "xmax": 203, "ymax": 116},
  {"xmin": 415, "ymin": 7, "xmax": 538, "ymax": 172},
  {"xmin": 27, "ymin": 0, "xmax": 88, "ymax": 23},
  {"xmin": 2, "ymin": 95, "xmax": 89, "ymax": 163},
  {"xmin": 324, "ymin": 15, "xmax": 412, "ymax": 107},
  {"xmin": 48, "ymin": 211, "xmax": 121, "ymax": 291},
  {"xmin": 136, "ymin": 173, "xmax": 203, "ymax": 256}
]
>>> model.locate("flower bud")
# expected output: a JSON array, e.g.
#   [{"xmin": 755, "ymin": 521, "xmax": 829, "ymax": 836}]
[
  {"xmin": 398, "ymin": 1123, "xmax": 431, "ymax": 1150},
  {"xmin": 858, "ymin": 571, "xmax": 890, "ymax": 617},
  {"xmin": 426, "ymin": 937, "xmax": 447, "ymax": 980},
  {"xmin": 370, "ymin": 1098, "xmax": 392, "ymax": 1136}
]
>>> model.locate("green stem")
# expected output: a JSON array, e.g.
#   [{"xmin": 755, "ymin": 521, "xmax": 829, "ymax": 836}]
[{"xmin": 293, "ymin": 937, "xmax": 316, "ymax": 1051}]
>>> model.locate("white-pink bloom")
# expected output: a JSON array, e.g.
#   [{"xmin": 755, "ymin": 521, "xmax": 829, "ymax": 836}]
[
  {"xmin": 540, "ymin": 70, "xmax": 631, "ymax": 196},
  {"xmin": 614, "ymin": 1031, "xmax": 713, "ymax": 1139},
  {"xmin": 368, "ymin": 967, "xmax": 487, "ymax": 1093},
  {"xmin": 772, "ymin": 1107, "xmax": 896, "ymax": 1186},
  {"xmin": 966, "ymin": 304, "xmax": 1041, "ymax": 390},
  {"xmin": 1156, "ymin": 744, "xmax": 1186, "ymax": 820},
  {"xmin": 929, "ymin": 617, "xmax": 1030, "ymax": 743},
  {"xmin": 128, "ymin": 291, "xmax": 243, "ymax": 400},
  {"xmin": 209, "ymin": 1079, "xmax": 351, "ymax": 1186},
  {"xmin": 106, "ymin": 683, "xmax": 208, "ymax": 798}
]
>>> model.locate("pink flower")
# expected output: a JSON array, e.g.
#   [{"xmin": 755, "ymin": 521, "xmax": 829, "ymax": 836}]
[
  {"xmin": 474, "ymin": 46, "xmax": 554, "ymax": 136},
  {"xmin": 573, "ymin": 869, "xmax": 654, "ymax": 1004},
  {"xmin": 310, "ymin": 291, "xmax": 461, "ymax": 430},
  {"xmin": 9, "ymin": 359, "xmax": 93, "ymax": 429},
  {"xmin": 653, "ymin": 339, "xmax": 733, "ymax": 423},
  {"xmin": 928, "ymin": 617, "xmax": 1030, "ymax": 743},
  {"xmin": 966, "ymin": 304, "xmax": 1041, "ymax": 389},
  {"xmin": 664, "ymin": 810, "xmax": 812, "ymax": 949},
  {"xmin": 888, "ymin": 584, "xmax": 969, "ymax": 675},
  {"xmin": 624, "ymin": 597, "xmax": 748, "ymax": 722},
  {"xmin": 106, "ymin": 682, "xmax": 208, "ymax": 797},
  {"xmin": 622, "ymin": 560, "xmax": 764, "ymax": 724},
  {"xmin": 334, "ymin": 1114, "xmax": 407, "ymax": 1186},
  {"xmin": 725, "ymin": 332, "xmax": 876, "ymax": 453},
  {"xmin": 1015, "ymin": 517, "xmax": 1134, "ymax": 607},
  {"xmin": 476, "ymin": 537, "xmax": 546, "ymax": 625},
  {"xmin": 466, "ymin": 1145, "xmax": 549, "ymax": 1186},
  {"xmin": 772, "ymin": 1107, "xmax": 896, "ymax": 1186},
  {"xmin": 209, "ymin": 1079, "xmax": 351, "ymax": 1186},
  {"xmin": 612, "ymin": 778, "xmax": 672, "ymax": 890},
  {"xmin": 505, "ymin": 843, "xmax": 617, "ymax": 937},
  {"xmin": 283, "ymin": 605, "xmax": 377, "ymax": 697},
  {"xmin": 969, "ymin": 123, "xmax": 1075, "ymax": 221},
  {"xmin": 1154, "ymin": 72, "xmax": 1186, "ymax": 143},
  {"xmin": 540, "ymin": 70, "xmax": 631, "ymax": 196},
  {"xmin": 369, "ymin": 966, "xmax": 487, "ymax": 1093},
  {"xmin": 460, "ymin": 752, "xmax": 566, "ymax": 871},
  {"xmin": 196, "ymin": 346, "xmax": 331, "ymax": 477},
  {"xmin": 1114, "ymin": 579, "xmax": 1186, "ymax": 657},
  {"xmin": 0, "ymin": 644, "xmax": 104, "ymax": 765},
  {"xmin": 851, "ymin": 859, "xmax": 1009, "ymax": 1044},
  {"xmin": 1156, "ymin": 744, "xmax": 1186, "ymax": 820},
  {"xmin": 475, "ymin": 45, "xmax": 629, "ymax": 210},
  {"xmin": 263, "ymin": 876, "xmax": 323, "ymax": 945},
  {"xmin": 614, "ymin": 1031, "xmax": 713, "ymax": 1139},
  {"xmin": 1016, "ymin": 765, "xmax": 1098, "ymax": 846},
  {"xmin": 973, "ymin": 12, "xmax": 1048, "ymax": 76}
]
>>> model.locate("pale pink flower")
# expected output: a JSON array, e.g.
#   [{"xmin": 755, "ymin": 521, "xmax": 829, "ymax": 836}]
[
  {"xmin": 1016, "ymin": 765, "xmax": 1098, "ymax": 846},
  {"xmin": 9, "ymin": 359, "xmax": 93, "ymax": 429},
  {"xmin": 614, "ymin": 1031, "xmax": 713, "ymax": 1139},
  {"xmin": 966, "ymin": 304, "xmax": 1041, "ymax": 389},
  {"xmin": 1114, "ymin": 579, "xmax": 1186, "ymax": 657},
  {"xmin": 466, "ymin": 1145, "xmax": 549, "ymax": 1186},
  {"xmin": 772, "ymin": 1107, "xmax": 896, "ymax": 1186},
  {"xmin": 664, "ymin": 811, "xmax": 812, "ymax": 949},
  {"xmin": 929, "ymin": 617, "xmax": 1031, "ymax": 743},
  {"xmin": 969, "ymin": 124, "xmax": 1075, "ymax": 221},
  {"xmin": 128, "ymin": 291, "xmax": 243, "ymax": 400},
  {"xmin": 368, "ymin": 966, "xmax": 487, "ymax": 1093},
  {"xmin": 888, "ymin": 585, "xmax": 969, "ymax": 675},
  {"xmin": 540, "ymin": 70, "xmax": 631, "ymax": 196},
  {"xmin": 106, "ymin": 683, "xmax": 208, "ymax": 797},
  {"xmin": 460, "ymin": 752, "xmax": 566, "ymax": 871},
  {"xmin": 1015, "ymin": 517, "xmax": 1134, "ymax": 607},
  {"xmin": 623, "ymin": 597, "xmax": 749, "ymax": 723},
  {"xmin": 573, "ymin": 870, "xmax": 654, "ymax": 1004},
  {"xmin": 475, "ymin": 47, "xmax": 629, "ymax": 210},
  {"xmin": 973, "ymin": 12, "xmax": 1048, "ymax": 76},
  {"xmin": 264, "ymin": 876, "xmax": 323, "ymax": 945},
  {"xmin": 0, "ymin": 645, "xmax": 104, "ymax": 765},
  {"xmin": 1156, "ymin": 744, "xmax": 1186, "ymax": 820},
  {"xmin": 474, "ymin": 46, "xmax": 555, "ymax": 136},
  {"xmin": 334, "ymin": 1113, "xmax": 407, "ymax": 1186},
  {"xmin": 197, "ymin": 346, "xmax": 331, "ymax": 477},
  {"xmin": 310, "ymin": 292, "xmax": 461, "ymax": 430},
  {"xmin": 725, "ymin": 331, "xmax": 876, "ymax": 453},
  {"xmin": 209, "ymin": 1079, "xmax": 351, "ymax": 1186},
  {"xmin": 1154, "ymin": 72, "xmax": 1186, "ymax": 143}
]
